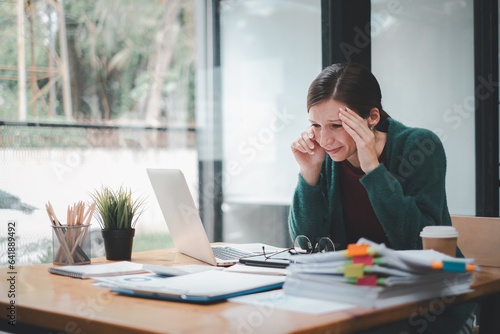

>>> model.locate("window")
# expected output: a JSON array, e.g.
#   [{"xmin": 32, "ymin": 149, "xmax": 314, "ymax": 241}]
[
  {"xmin": 371, "ymin": 0, "xmax": 475, "ymax": 216},
  {"xmin": 197, "ymin": 0, "xmax": 322, "ymax": 247},
  {"xmin": 0, "ymin": 0, "xmax": 196, "ymax": 265}
]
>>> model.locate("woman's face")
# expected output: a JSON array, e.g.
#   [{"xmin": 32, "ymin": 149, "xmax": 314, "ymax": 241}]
[{"xmin": 308, "ymin": 99, "xmax": 358, "ymax": 163}]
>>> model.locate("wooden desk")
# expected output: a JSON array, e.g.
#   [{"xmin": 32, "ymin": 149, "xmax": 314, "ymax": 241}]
[{"xmin": 1, "ymin": 248, "xmax": 500, "ymax": 334}]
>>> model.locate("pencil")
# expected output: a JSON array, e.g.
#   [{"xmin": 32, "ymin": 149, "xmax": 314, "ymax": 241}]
[{"xmin": 46, "ymin": 202, "xmax": 74, "ymax": 264}]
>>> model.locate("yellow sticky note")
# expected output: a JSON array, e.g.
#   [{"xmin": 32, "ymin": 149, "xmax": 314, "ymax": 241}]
[{"xmin": 344, "ymin": 264, "xmax": 364, "ymax": 278}]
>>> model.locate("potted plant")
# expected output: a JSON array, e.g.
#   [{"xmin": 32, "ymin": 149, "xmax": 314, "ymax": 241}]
[{"xmin": 90, "ymin": 186, "xmax": 146, "ymax": 260}]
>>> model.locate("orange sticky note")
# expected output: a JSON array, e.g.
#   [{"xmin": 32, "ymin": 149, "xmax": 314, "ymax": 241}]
[
  {"xmin": 347, "ymin": 244, "xmax": 369, "ymax": 257},
  {"xmin": 431, "ymin": 260, "xmax": 444, "ymax": 270},
  {"xmin": 465, "ymin": 264, "xmax": 477, "ymax": 272}
]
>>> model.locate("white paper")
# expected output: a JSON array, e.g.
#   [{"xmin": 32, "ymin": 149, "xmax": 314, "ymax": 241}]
[
  {"xmin": 224, "ymin": 263, "xmax": 287, "ymax": 276},
  {"xmin": 397, "ymin": 249, "xmax": 474, "ymax": 263},
  {"xmin": 143, "ymin": 264, "xmax": 222, "ymax": 276},
  {"xmin": 229, "ymin": 290, "xmax": 356, "ymax": 315}
]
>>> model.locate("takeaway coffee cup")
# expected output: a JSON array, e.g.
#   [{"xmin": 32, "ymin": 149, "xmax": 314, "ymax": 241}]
[{"xmin": 420, "ymin": 226, "xmax": 459, "ymax": 257}]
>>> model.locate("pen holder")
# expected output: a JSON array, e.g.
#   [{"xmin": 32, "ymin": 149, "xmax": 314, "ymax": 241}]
[{"xmin": 52, "ymin": 224, "xmax": 91, "ymax": 265}]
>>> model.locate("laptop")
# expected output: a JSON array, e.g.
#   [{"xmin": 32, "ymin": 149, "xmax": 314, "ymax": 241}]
[{"xmin": 146, "ymin": 168, "xmax": 254, "ymax": 266}]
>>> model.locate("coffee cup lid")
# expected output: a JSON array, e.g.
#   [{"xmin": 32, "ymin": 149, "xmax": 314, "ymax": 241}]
[{"xmin": 420, "ymin": 226, "xmax": 459, "ymax": 238}]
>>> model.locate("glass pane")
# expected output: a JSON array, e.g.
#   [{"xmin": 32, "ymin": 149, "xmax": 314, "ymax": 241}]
[
  {"xmin": 371, "ymin": 0, "xmax": 475, "ymax": 215},
  {"xmin": 0, "ymin": 0, "xmax": 196, "ymax": 265},
  {"xmin": 218, "ymin": 0, "xmax": 321, "ymax": 246}
]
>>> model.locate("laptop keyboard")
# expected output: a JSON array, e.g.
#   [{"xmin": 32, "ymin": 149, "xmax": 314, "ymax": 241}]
[{"xmin": 212, "ymin": 246, "xmax": 252, "ymax": 261}]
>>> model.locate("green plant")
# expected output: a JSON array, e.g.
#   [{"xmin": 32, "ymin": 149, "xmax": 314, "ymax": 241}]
[{"xmin": 90, "ymin": 186, "xmax": 146, "ymax": 230}]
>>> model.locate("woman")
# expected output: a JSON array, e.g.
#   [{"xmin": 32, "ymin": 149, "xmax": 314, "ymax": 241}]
[
  {"xmin": 289, "ymin": 62, "xmax": 452, "ymax": 251},
  {"xmin": 288, "ymin": 63, "xmax": 474, "ymax": 334}
]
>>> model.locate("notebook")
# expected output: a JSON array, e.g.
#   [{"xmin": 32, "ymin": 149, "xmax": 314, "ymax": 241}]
[
  {"xmin": 146, "ymin": 168, "xmax": 254, "ymax": 266},
  {"xmin": 49, "ymin": 261, "xmax": 147, "ymax": 279}
]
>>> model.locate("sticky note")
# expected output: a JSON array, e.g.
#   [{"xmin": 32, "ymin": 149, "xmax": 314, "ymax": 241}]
[
  {"xmin": 352, "ymin": 255, "xmax": 374, "ymax": 265},
  {"xmin": 346, "ymin": 244, "xmax": 369, "ymax": 257},
  {"xmin": 465, "ymin": 264, "xmax": 478, "ymax": 272},
  {"xmin": 357, "ymin": 275, "xmax": 377, "ymax": 286},
  {"xmin": 344, "ymin": 264, "xmax": 364, "ymax": 278},
  {"xmin": 431, "ymin": 260, "xmax": 443, "ymax": 270},
  {"xmin": 442, "ymin": 261, "xmax": 466, "ymax": 272}
]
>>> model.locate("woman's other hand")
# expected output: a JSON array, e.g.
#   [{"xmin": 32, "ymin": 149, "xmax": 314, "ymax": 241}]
[{"xmin": 339, "ymin": 107, "xmax": 380, "ymax": 173}]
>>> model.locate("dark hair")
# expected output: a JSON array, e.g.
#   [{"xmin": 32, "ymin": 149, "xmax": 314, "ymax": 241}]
[{"xmin": 307, "ymin": 62, "xmax": 390, "ymax": 122}]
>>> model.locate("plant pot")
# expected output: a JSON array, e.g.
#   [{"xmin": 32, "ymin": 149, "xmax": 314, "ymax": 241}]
[{"xmin": 101, "ymin": 229, "xmax": 135, "ymax": 261}]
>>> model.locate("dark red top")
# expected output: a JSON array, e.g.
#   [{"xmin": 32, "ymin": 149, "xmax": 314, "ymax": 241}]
[{"xmin": 340, "ymin": 148, "xmax": 391, "ymax": 247}]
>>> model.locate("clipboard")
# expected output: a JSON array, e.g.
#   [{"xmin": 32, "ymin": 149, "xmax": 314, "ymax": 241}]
[
  {"xmin": 97, "ymin": 271, "xmax": 285, "ymax": 304},
  {"xmin": 111, "ymin": 283, "xmax": 284, "ymax": 304}
]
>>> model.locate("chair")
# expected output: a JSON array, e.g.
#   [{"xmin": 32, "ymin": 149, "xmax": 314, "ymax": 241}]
[
  {"xmin": 451, "ymin": 215, "xmax": 500, "ymax": 268},
  {"xmin": 451, "ymin": 216, "xmax": 500, "ymax": 334}
]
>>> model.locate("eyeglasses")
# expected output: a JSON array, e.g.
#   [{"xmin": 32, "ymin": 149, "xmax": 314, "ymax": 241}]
[
  {"xmin": 259, "ymin": 234, "xmax": 336, "ymax": 260},
  {"xmin": 292, "ymin": 235, "xmax": 336, "ymax": 254}
]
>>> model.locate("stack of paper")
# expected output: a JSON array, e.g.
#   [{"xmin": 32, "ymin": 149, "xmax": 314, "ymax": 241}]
[{"xmin": 283, "ymin": 238, "xmax": 478, "ymax": 308}]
